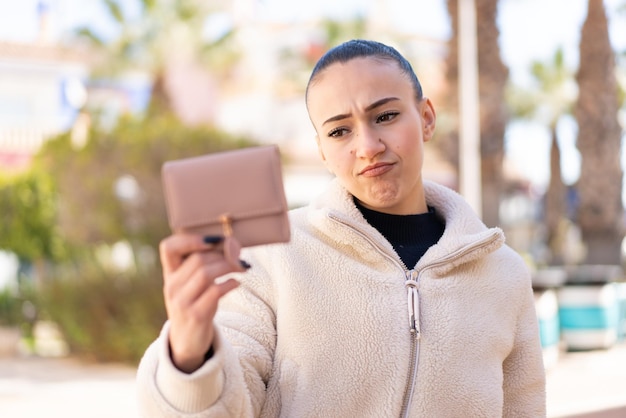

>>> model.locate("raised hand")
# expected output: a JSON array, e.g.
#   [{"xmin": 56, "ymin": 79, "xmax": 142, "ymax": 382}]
[{"xmin": 159, "ymin": 234, "xmax": 244, "ymax": 373}]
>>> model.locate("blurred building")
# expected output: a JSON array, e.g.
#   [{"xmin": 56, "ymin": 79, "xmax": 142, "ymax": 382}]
[
  {"xmin": 0, "ymin": 40, "xmax": 87, "ymax": 171},
  {"xmin": 0, "ymin": 2, "xmax": 151, "ymax": 171}
]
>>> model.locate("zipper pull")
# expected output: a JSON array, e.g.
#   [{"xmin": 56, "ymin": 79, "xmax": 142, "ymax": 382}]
[{"xmin": 405, "ymin": 271, "xmax": 421, "ymax": 339}]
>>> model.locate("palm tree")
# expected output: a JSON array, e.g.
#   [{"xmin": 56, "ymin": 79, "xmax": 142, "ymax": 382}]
[
  {"xmin": 574, "ymin": 0, "xmax": 624, "ymax": 264},
  {"xmin": 506, "ymin": 48, "xmax": 577, "ymax": 264},
  {"xmin": 438, "ymin": 0, "xmax": 461, "ymax": 173},
  {"xmin": 475, "ymin": 0, "xmax": 509, "ymax": 228},
  {"xmin": 440, "ymin": 0, "xmax": 509, "ymax": 228},
  {"xmin": 73, "ymin": 0, "xmax": 238, "ymax": 116}
]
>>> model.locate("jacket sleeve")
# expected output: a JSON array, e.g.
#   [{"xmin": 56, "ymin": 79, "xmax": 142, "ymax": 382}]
[
  {"xmin": 135, "ymin": 323, "xmax": 257, "ymax": 417},
  {"xmin": 502, "ymin": 275, "xmax": 547, "ymax": 417},
  {"xmin": 135, "ymin": 259, "xmax": 277, "ymax": 417}
]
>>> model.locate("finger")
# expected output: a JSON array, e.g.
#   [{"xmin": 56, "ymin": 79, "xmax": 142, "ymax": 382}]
[
  {"xmin": 163, "ymin": 250, "xmax": 224, "ymax": 299},
  {"xmin": 171, "ymin": 257, "xmax": 236, "ymax": 308},
  {"xmin": 223, "ymin": 236, "xmax": 243, "ymax": 270},
  {"xmin": 192, "ymin": 277, "xmax": 240, "ymax": 316},
  {"xmin": 160, "ymin": 234, "xmax": 222, "ymax": 274},
  {"xmin": 216, "ymin": 277, "xmax": 240, "ymax": 298}
]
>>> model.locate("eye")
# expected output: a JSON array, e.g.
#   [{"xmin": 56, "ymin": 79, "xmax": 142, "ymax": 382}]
[
  {"xmin": 328, "ymin": 127, "xmax": 350, "ymax": 138},
  {"xmin": 376, "ymin": 111, "xmax": 399, "ymax": 124}
]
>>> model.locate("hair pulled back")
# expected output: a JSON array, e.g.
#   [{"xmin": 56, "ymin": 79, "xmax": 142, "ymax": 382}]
[{"xmin": 305, "ymin": 39, "xmax": 424, "ymax": 104}]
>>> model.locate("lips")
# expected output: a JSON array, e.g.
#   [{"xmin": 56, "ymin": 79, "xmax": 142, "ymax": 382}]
[{"xmin": 359, "ymin": 162, "xmax": 394, "ymax": 177}]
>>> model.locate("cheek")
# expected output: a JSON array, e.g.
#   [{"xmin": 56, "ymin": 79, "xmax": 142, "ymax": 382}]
[
  {"xmin": 328, "ymin": 158, "xmax": 346, "ymax": 173},
  {"xmin": 321, "ymin": 143, "xmax": 351, "ymax": 166}
]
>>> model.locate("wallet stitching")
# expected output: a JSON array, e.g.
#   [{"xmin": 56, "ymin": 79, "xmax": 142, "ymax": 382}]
[{"xmin": 174, "ymin": 207, "xmax": 288, "ymax": 229}]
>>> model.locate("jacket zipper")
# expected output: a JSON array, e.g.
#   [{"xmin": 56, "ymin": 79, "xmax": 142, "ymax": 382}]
[
  {"xmin": 328, "ymin": 214, "xmax": 422, "ymax": 418},
  {"xmin": 398, "ymin": 231, "xmax": 501, "ymax": 418},
  {"xmin": 399, "ymin": 269, "xmax": 420, "ymax": 418},
  {"xmin": 327, "ymin": 214, "xmax": 500, "ymax": 418}
]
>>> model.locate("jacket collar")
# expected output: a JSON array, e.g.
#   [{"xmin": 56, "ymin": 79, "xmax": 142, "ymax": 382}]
[{"xmin": 307, "ymin": 179, "xmax": 505, "ymax": 274}]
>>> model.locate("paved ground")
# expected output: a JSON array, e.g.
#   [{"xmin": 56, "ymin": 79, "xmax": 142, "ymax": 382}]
[
  {"xmin": 0, "ymin": 342, "xmax": 625, "ymax": 417},
  {"xmin": 545, "ymin": 342, "xmax": 626, "ymax": 418},
  {"xmin": 0, "ymin": 356, "xmax": 138, "ymax": 417}
]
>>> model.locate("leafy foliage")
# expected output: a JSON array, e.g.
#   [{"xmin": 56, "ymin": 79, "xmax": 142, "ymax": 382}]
[
  {"xmin": 31, "ymin": 113, "xmax": 255, "ymax": 362},
  {"xmin": 0, "ymin": 288, "xmax": 21, "ymax": 326},
  {"xmin": 1, "ymin": 111, "xmax": 256, "ymax": 362},
  {"xmin": 506, "ymin": 48, "xmax": 576, "ymax": 127},
  {"xmin": 505, "ymin": 48, "xmax": 578, "ymax": 265},
  {"xmin": 72, "ymin": 0, "xmax": 239, "ymax": 116},
  {"xmin": 35, "ymin": 112, "xmax": 256, "ymax": 250},
  {"xmin": 37, "ymin": 262, "xmax": 167, "ymax": 363},
  {"xmin": 0, "ymin": 170, "xmax": 65, "ymax": 262}
]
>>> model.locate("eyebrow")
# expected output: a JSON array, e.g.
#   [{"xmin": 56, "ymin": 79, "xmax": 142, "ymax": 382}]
[{"xmin": 322, "ymin": 97, "xmax": 400, "ymax": 126}]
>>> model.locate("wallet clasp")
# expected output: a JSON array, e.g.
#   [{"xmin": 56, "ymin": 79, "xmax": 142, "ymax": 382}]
[{"xmin": 220, "ymin": 213, "xmax": 234, "ymax": 237}]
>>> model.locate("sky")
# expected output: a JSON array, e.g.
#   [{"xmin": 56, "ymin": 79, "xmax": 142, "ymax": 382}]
[{"xmin": 0, "ymin": 0, "xmax": 625, "ymax": 198}]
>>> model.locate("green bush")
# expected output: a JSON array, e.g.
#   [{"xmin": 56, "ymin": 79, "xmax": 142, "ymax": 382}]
[
  {"xmin": 0, "ymin": 282, "xmax": 38, "ymax": 349},
  {"xmin": 2, "ymin": 111, "xmax": 257, "ymax": 363},
  {"xmin": 38, "ymin": 263, "xmax": 167, "ymax": 364},
  {"xmin": 0, "ymin": 288, "xmax": 21, "ymax": 326},
  {"xmin": 35, "ymin": 112, "xmax": 257, "ymax": 251},
  {"xmin": 0, "ymin": 170, "xmax": 65, "ymax": 263}
]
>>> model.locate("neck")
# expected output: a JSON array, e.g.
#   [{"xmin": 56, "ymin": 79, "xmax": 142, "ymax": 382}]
[{"xmin": 355, "ymin": 197, "xmax": 428, "ymax": 215}]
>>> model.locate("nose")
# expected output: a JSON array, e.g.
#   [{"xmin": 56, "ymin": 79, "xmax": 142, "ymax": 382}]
[{"xmin": 354, "ymin": 126, "xmax": 385, "ymax": 159}]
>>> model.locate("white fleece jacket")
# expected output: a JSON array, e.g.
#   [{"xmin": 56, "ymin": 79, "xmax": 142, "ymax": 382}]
[{"xmin": 137, "ymin": 179, "xmax": 546, "ymax": 417}]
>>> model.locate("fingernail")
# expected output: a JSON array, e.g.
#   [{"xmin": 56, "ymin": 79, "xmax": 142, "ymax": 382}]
[
  {"xmin": 239, "ymin": 259, "xmax": 251, "ymax": 269},
  {"xmin": 203, "ymin": 235, "xmax": 223, "ymax": 244}
]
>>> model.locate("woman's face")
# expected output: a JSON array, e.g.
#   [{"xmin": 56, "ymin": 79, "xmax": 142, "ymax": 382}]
[{"xmin": 307, "ymin": 57, "xmax": 436, "ymax": 215}]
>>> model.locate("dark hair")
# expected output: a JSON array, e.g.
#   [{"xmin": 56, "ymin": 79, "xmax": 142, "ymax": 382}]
[{"xmin": 305, "ymin": 39, "xmax": 424, "ymax": 103}]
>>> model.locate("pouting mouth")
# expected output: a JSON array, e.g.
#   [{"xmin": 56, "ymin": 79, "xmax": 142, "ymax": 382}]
[{"xmin": 358, "ymin": 162, "xmax": 394, "ymax": 176}]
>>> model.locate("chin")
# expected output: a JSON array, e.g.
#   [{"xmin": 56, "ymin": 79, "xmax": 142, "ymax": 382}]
[{"xmin": 367, "ymin": 186, "xmax": 400, "ymax": 209}]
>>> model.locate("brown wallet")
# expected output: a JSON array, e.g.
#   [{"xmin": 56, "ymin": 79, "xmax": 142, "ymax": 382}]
[{"xmin": 162, "ymin": 145, "xmax": 291, "ymax": 248}]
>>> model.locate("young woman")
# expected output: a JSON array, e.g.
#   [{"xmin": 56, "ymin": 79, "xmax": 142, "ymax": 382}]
[{"xmin": 137, "ymin": 39, "xmax": 546, "ymax": 417}]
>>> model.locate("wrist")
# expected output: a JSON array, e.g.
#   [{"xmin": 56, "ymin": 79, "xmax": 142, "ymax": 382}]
[
  {"xmin": 204, "ymin": 344, "xmax": 215, "ymax": 361},
  {"xmin": 169, "ymin": 342, "xmax": 208, "ymax": 374}
]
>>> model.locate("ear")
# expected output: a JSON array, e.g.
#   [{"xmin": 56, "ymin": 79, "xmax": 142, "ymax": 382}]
[{"xmin": 420, "ymin": 98, "xmax": 437, "ymax": 142}]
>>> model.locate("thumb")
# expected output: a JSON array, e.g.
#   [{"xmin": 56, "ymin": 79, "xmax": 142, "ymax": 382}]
[
  {"xmin": 223, "ymin": 235, "xmax": 244, "ymax": 271},
  {"xmin": 218, "ymin": 277, "xmax": 241, "ymax": 297}
]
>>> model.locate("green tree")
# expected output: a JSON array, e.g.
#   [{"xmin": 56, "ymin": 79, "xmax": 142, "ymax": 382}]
[
  {"xmin": 0, "ymin": 169, "xmax": 65, "ymax": 281},
  {"xmin": 73, "ymin": 0, "xmax": 238, "ymax": 116},
  {"xmin": 35, "ymin": 113, "xmax": 255, "ymax": 253},
  {"xmin": 27, "ymin": 114, "xmax": 256, "ymax": 363},
  {"xmin": 506, "ymin": 48, "xmax": 577, "ymax": 264},
  {"xmin": 574, "ymin": 0, "xmax": 624, "ymax": 264}
]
